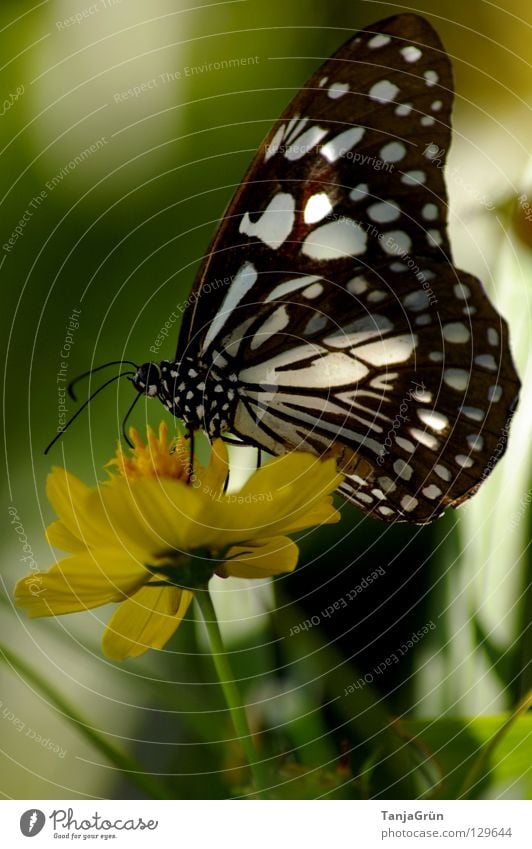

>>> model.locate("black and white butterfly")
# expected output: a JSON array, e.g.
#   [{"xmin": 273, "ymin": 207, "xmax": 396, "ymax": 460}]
[{"xmin": 128, "ymin": 14, "xmax": 520, "ymax": 524}]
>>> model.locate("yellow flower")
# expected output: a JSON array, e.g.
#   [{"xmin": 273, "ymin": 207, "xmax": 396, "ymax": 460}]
[{"xmin": 15, "ymin": 423, "xmax": 342, "ymax": 661}]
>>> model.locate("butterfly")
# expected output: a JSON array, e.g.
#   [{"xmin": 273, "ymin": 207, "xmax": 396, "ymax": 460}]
[{"xmin": 128, "ymin": 13, "xmax": 520, "ymax": 524}]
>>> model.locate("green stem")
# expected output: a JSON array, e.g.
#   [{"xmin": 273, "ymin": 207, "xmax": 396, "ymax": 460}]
[{"xmin": 195, "ymin": 585, "xmax": 269, "ymax": 798}]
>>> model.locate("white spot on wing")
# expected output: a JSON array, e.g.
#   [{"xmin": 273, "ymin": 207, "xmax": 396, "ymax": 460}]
[
  {"xmin": 284, "ymin": 126, "xmax": 327, "ymax": 160},
  {"xmin": 302, "ymin": 282, "xmax": 323, "ymax": 299},
  {"xmin": 265, "ymin": 125, "xmax": 285, "ymax": 161},
  {"xmin": 467, "ymin": 434, "xmax": 484, "ymax": 452},
  {"xmin": 285, "ymin": 115, "xmax": 300, "ymax": 139},
  {"xmin": 487, "ymin": 327, "xmax": 499, "ymax": 346},
  {"xmin": 304, "ymin": 313, "xmax": 328, "ymax": 335},
  {"xmin": 368, "ymin": 34, "xmax": 391, "ymax": 48},
  {"xmin": 435, "ymin": 464, "xmax": 451, "ymax": 481},
  {"xmin": 417, "ymin": 409, "xmax": 449, "ymax": 431},
  {"xmin": 368, "ymin": 200, "xmax": 401, "ymax": 223},
  {"xmin": 240, "ymin": 192, "xmax": 296, "ymax": 250},
  {"xmin": 401, "ymin": 495, "xmax": 418, "ymax": 511},
  {"xmin": 427, "ymin": 229, "xmax": 443, "ymax": 247},
  {"xmin": 251, "ymin": 306, "xmax": 290, "ymax": 350},
  {"xmin": 443, "ymin": 322, "xmax": 470, "ymax": 344},
  {"xmin": 202, "ymin": 262, "xmax": 257, "ymax": 352},
  {"xmin": 475, "ymin": 354, "xmax": 498, "ymax": 370},
  {"xmin": 454, "ymin": 283, "xmax": 470, "ymax": 300},
  {"xmin": 265, "ymin": 275, "xmax": 321, "ymax": 303},
  {"xmin": 424, "ymin": 143, "xmax": 440, "ymax": 160},
  {"xmin": 367, "ymin": 290, "xmax": 387, "ymax": 303},
  {"xmin": 401, "ymin": 170, "xmax": 426, "ymax": 185},
  {"xmin": 456, "ymin": 454, "xmax": 474, "ymax": 468},
  {"xmin": 401, "ymin": 45, "xmax": 422, "ymax": 62},
  {"xmin": 378, "ymin": 476, "xmax": 397, "ymax": 493},
  {"xmin": 422, "ymin": 203, "xmax": 438, "ymax": 221},
  {"xmin": 347, "ymin": 276, "xmax": 368, "ymax": 295},
  {"xmin": 302, "ymin": 219, "xmax": 368, "ymax": 260},
  {"xmin": 324, "ymin": 314, "xmax": 393, "ymax": 348},
  {"xmin": 370, "ymin": 80, "xmax": 399, "ymax": 104},
  {"xmin": 403, "ymin": 290, "xmax": 429, "ymax": 311},
  {"xmin": 444, "ymin": 368, "xmax": 469, "ymax": 391},
  {"xmin": 304, "ymin": 192, "xmax": 333, "ymax": 224},
  {"xmin": 396, "ymin": 436, "xmax": 415, "ymax": 452},
  {"xmin": 321, "ymin": 127, "xmax": 365, "ymax": 162},
  {"xmin": 350, "ymin": 183, "xmax": 369, "ymax": 202},
  {"xmin": 410, "ymin": 427, "xmax": 439, "ymax": 450},
  {"xmin": 240, "ymin": 347, "xmax": 369, "ymax": 388},
  {"xmin": 328, "ymin": 81, "xmax": 350, "ymax": 99},
  {"xmin": 395, "ymin": 103, "xmax": 413, "ymax": 116},
  {"xmin": 462, "ymin": 406, "xmax": 484, "ymax": 421},
  {"xmin": 394, "ymin": 459, "xmax": 413, "ymax": 481},
  {"xmin": 382, "ymin": 230, "xmax": 412, "ymax": 255},
  {"xmin": 355, "ymin": 333, "xmax": 417, "ymax": 366},
  {"xmin": 286, "ymin": 117, "xmax": 310, "ymax": 145},
  {"xmin": 380, "ymin": 141, "xmax": 406, "ymax": 162}
]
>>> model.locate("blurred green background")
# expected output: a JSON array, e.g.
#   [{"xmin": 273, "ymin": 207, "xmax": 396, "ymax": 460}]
[{"xmin": 0, "ymin": 0, "xmax": 530, "ymax": 799}]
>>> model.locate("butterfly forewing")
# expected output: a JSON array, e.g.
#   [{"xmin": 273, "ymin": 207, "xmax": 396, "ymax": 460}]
[
  {"xmin": 165, "ymin": 13, "xmax": 520, "ymax": 524},
  {"xmin": 178, "ymin": 13, "xmax": 454, "ymax": 356}
]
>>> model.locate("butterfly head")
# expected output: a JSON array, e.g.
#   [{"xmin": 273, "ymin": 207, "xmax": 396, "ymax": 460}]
[
  {"xmin": 132, "ymin": 362, "xmax": 162, "ymax": 398},
  {"xmin": 132, "ymin": 358, "xmax": 204, "ymax": 425}
]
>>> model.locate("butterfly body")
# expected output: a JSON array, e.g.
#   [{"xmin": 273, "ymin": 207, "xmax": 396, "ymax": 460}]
[
  {"xmin": 133, "ymin": 356, "xmax": 239, "ymax": 436},
  {"xmin": 130, "ymin": 13, "xmax": 520, "ymax": 524}
]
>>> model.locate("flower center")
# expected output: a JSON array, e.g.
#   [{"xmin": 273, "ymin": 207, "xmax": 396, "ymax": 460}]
[{"xmin": 109, "ymin": 422, "xmax": 191, "ymax": 483}]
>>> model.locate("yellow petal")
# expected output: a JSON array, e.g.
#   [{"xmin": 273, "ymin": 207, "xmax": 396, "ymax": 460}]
[
  {"xmin": 100, "ymin": 476, "xmax": 204, "ymax": 554},
  {"xmin": 46, "ymin": 519, "xmax": 86, "ymax": 553},
  {"xmin": 14, "ymin": 551, "xmax": 148, "ymax": 618},
  {"xmin": 46, "ymin": 468, "xmax": 117, "ymax": 551},
  {"xmin": 46, "ymin": 468, "xmax": 90, "ymax": 548},
  {"xmin": 209, "ymin": 454, "xmax": 342, "ymax": 542},
  {"xmin": 223, "ymin": 536, "xmax": 298, "ymax": 579},
  {"xmin": 239, "ymin": 453, "xmax": 340, "ymax": 502},
  {"xmin": 272, "ymin": 498, "xmax": 341, "ymax": 535},
  {"xmin": 102, "ymin": 584, "xmax": 192, "ymax": 660}
]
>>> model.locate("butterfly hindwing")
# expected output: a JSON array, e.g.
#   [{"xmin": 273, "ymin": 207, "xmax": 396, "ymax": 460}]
[{"xmin": 228, "ymin": 258, "xmax": 519, "ymax": 523}]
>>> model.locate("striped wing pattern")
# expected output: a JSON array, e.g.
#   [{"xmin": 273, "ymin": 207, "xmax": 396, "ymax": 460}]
[{"xmin": 171, "ymin": 14, "xmax": 520, "ymax": 523}]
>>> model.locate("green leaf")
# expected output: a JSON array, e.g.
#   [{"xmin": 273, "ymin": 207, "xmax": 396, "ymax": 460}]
[
  {"xmin": 471, "ymin": 612, "xmax": 520, "ymax": 698},
  {"xmin": 402, "ymin": 694, "xmax": 532, "ymax": 799}
]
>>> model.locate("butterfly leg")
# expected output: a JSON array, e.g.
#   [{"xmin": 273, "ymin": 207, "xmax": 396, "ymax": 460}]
[{"xmin": 187, "ymin": 429, "xmax": 195, "ymax": 483}]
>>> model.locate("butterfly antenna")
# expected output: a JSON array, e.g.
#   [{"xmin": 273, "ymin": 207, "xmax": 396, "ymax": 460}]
[
  {"xmin": 44, "ymin": 371, "xmax": 136, "ymax": 454},
  {"xmin": 121, "ymin": 391, "xmax": 142, "ymax": 449},
  {"xmin": 68, "ymin": 360, "xmax": 138, "ymax": 401}
]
